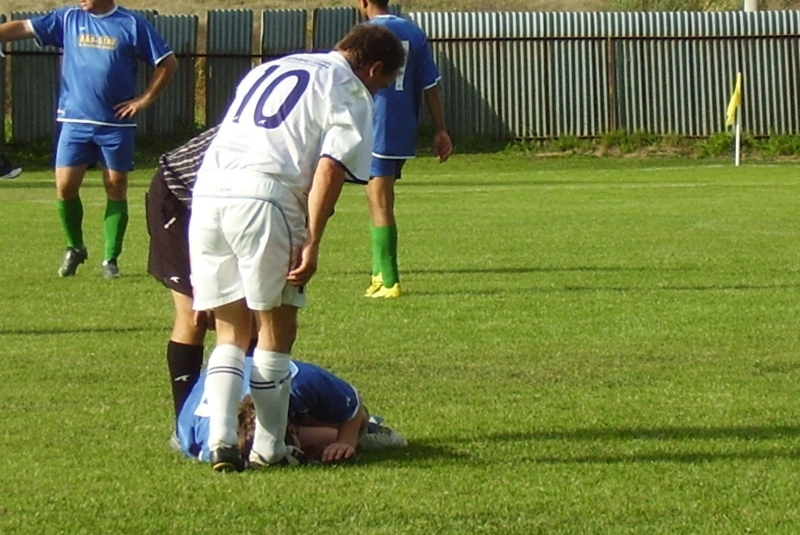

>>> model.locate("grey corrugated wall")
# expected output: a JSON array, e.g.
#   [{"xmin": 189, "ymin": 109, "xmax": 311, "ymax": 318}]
[
  {"xmin": 0, "ymin": 14, "xmax": 5, "ymax": 147},
  {"xmin": 2, "ymin": 9, "xmax": 799, "ymax": 142},
  {"xmin": 410, "ymin": 10, "xmax": 800, "ymax": 138},
  {"xmin": 148, "ymin": 14, "xmax": 198, "ymax": 137},
  {"xmin": 205, "ymin": 10, "xmax": 254, "ymax": 127},
  {"xmin": 261, "ymin": 9, "xmax": 308, "ymax": 59},
  {"xmin": 8, "ymin": 11, "xmax": 59, "ymax": 144}
]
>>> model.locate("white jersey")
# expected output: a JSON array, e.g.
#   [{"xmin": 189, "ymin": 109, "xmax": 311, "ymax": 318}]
[{"xmin": 195, "ymin": 51, "xmax": 374, "ymax": 207}]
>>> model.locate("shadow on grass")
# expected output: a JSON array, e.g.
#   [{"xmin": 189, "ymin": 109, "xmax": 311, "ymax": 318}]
[
  {"xmin": 454, "ymin": 426, "xmax": 800, "ymax": 465},
  {"xmin": 0, "ymin": 180, "xmax": 129, "ymax": 190},
  {"xmin": 338, "ymin": 266, "xmax": 677, "ymax": 276},
  {"xmin": 353, "ymin": 441, "xmax": 468, "ymax": 466},
  {"xmin": 0, "ymin": 326, "xmax": 160, "ymax": 336},
  {"xmin": 404, "ymin": 282, "xmax": 800, "ymax": 297},
  {"xmin": 531, "ymin": 448, "xmax": 800, "ymax": 465}
]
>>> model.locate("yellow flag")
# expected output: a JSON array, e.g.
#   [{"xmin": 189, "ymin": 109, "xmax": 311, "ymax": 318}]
[{"xmin": 726, "ymin": 73, "xmax": 742, "ymax": 127}]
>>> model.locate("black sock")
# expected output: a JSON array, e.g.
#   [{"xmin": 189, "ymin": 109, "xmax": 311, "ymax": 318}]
[{"xmin": 166, "ymin": 341, "xmax": 204, "ymax": 425}]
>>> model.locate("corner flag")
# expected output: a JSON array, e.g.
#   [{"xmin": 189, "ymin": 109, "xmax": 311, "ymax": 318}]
[
  {"xmin": 726, "ymin": 72, "xmax": 743, "ymax": 166},
  {"xmin": 726, "ymin": 73, "xmax": 742, "ymax": 128}
]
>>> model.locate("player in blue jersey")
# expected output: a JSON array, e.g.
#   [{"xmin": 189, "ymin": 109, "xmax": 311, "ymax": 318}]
[
  {"xmin": 358, "ymin": 0, "xmax": 453, "ymax": 299},
  {"xmin": 0, "ymin": 0, "xmax": 177, "ymax": 279},
  {"xmin": 177, "ymin": 358, "xmax": 407, "ymax": 465}
]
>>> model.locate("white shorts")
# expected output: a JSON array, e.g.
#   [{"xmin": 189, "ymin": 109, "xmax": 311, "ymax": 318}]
[{"xmin": 189, "ymin": 184, "xmax": 308, "ymax": 312}]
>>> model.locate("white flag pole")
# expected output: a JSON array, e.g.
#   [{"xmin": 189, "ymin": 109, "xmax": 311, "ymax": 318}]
[{"xmin": 734, "ymin": 112, "xmax": 741, "ymax": 167}]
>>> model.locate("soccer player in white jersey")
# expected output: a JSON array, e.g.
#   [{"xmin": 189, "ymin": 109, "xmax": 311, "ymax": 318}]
[
  {"xmin": 0, "ymin": 0, "xmax": 177, "ymax": 279},
  {"xmin": 188, "ymin": 23, "xmax": 406, "ymax": 473},
  {"xmin": 358, "ymin": 0, "xmax": 453, "ymax": 299}
]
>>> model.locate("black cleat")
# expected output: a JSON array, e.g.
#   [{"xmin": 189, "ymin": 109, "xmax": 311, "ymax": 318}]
[
  {"xmin": 210, "ymin": 446, "xmax": 246, "ymax": 473},
  {"xmin": 101, "ymin": 259, "xmax": 121, "ymax": 279},
  {"xmin": 58, "ymin": 247, "xmax": 88, "ymax": 277}
]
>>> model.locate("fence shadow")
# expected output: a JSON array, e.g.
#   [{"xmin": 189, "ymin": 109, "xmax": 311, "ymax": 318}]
[{"xmin": 441, "ymin": 426, "xmax": 800, "ymax": 465}]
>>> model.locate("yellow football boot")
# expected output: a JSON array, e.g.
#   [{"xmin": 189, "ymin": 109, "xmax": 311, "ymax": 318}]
[
  {"xmin": 364, "ymin": 274, "xmax": 383, "ymax": 297},
  {"xmin": 371, "ymin": 283, "xmax": 402, "ymax": 299}
]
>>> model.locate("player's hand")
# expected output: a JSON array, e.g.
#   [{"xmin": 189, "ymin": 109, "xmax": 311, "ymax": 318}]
[
  {"xmin": 114, "ymin": 96, "xmax": 153, "ymax": 119},
  {"xmin": 287, "ymin": 242, "xmax": 319, "ymax": 287},
  {"xmin": 433, "ymin": 130, "xmax": 453, "ymax": 163},
  {"xmin": 320, "ymin": 442, "xmax": 356, "ymax": 463}
]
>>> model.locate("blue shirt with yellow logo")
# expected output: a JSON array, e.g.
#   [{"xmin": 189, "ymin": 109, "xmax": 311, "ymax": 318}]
[{"xmin": 30, "ymin": 6, "xmax": 173, "ymax": 126}]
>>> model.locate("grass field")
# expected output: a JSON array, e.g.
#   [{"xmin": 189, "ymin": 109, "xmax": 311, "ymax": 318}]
[{"xmin": 2, "ymin": 153, "xmax": 800, "ymax": 534}]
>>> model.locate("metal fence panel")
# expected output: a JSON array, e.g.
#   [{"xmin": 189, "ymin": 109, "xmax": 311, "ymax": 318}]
[
  {"xmin": 9, "ymin": 11, "xmax": 59, "ymax": 143},
  {"xmin": 148, "ymin": 14, "xmax": 198, "ymax": 136},
  {"xmin": 261, "ymin": 9, "xmax": 307, "ymax": 59},
  {"xmin": 131, "ymin": 10, "xmax": 158, "ymax": 138},
  {"xmin": 3, "ymin": 9, "xmax": 800, "ymax": 141},
  {"xmin": 205, "ymin": 10, "xmax": 253, "ymax": 126},
  {"xmin": 310, "ymin": 4, "xmax": 401, "ymax": 52},
  {"xmin": 0, "ymin": 14, "xmax": 5, "ymax": 145},
  {"xmin": 312, "ymin": 7, "xmax": 359, "ymax": 52},
  {"xmin": 412, "ymin": 10, "xmax": 800, "ymax": 138}
]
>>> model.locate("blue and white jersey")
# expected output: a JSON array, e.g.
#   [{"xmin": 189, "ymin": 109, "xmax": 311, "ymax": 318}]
[
  {"xmin": 176, "ymin": 359, "xmax": 361, "ymax": 462},
  {"xmin": 28, "ymin": 6, "xmax": 173, "ymax": 126},
  {"xmin": 369, "ymin": 14, "xmax": 441, "ymax": 159}
]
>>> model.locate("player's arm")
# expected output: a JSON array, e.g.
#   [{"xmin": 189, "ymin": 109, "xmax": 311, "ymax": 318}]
[
  {"xmin": 0, "ymin": 20, "xmax": 35, "ymax": 42},
  {"xmin": 423, "ymin": 85, "xmax": 453, "ymax": 163},
  {"xmin": 287, "ymin": 156, "xmax": 346, "ymax": 287},
  {"xmin": 320, "ymin": 405, "xmax": 369, "ymax": 463},
  {"xmin": 115, "ymin": 54, "xmax": 178, "ymax": 119}
]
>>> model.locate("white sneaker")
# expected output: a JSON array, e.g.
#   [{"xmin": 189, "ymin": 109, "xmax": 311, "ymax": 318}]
[
  {"xmin": 167, "ymin": 432, "xmax": 181, "ymax": 452},
  {"xmin": 249, "ymin": 445, "xmax": 307, "ymax": 468},
  {"xmin": 358, "ymin": 424, "xmax": 408, "ymax": 451},
  {"xmin": 0, "ymin": 167, "xmax": 21, "ymax": 180}
]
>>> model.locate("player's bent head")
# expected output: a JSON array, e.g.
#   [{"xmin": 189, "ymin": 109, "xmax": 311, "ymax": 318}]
[{"xmin": 336, "ymin": 23, "xmax": 406, "ymax": 80}]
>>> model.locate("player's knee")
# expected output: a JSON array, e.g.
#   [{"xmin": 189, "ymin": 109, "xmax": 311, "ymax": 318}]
[{"xmin": 172, "ymin": 316, "xmax": 207, "ymax": 345}]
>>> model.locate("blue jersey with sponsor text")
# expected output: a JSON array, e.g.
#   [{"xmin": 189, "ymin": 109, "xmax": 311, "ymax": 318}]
[
  {"xmin": 29, "ymin": 6, "xmax": 173, "ymax": 126},
  {"xmin": 369, "ymin": 14, "xmax": 441, "ymax": 159},
  {"xmin": 177, "ymin": 359, "xmax": 360, "ymax": 462}
]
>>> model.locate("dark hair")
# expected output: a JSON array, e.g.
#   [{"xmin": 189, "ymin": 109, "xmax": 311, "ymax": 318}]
[
  {"xmin": 369, "ymin": 0, "xmax": 391, "ymax": 8},
  {"xmin": 237, "ymin": 395, "xmax": 256, "ymax": 459},
  {"xmin": 335, "ymin": 23, "xmax": 406, "ymax": 77}
]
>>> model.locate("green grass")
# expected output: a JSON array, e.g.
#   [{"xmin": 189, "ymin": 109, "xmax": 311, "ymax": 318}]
[{"xmin": 2, "ymin": 154, "xmax": 800, "ymax": 534}]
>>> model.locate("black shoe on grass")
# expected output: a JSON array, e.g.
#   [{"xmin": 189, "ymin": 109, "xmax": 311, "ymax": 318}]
[
  {"xmin": 58, "ymin": 247, "xmax": 88, "ymax": 277},
  {"xmin": 210, "ymin": 446, "xmax": 245, "ymax": 473},
  {"xmin": 101, "ymin": 259, "xmax": 121, "ymax": 279}
]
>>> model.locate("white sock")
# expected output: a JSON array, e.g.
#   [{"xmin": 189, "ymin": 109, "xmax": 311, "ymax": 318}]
[
  {"xmin": 204, "ymin": 344, "xmax": 245, "ymax": 450},
  {"xmin": 249, "ymin": 349, "xmax": 292, "ymax": 463}
]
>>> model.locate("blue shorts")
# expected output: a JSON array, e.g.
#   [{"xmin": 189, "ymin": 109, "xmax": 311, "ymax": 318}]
[
  {"xmin": 370, "ymin": 157, "xmax": 405, "ymax": 180},
  {"xmin": 55, "ymin": 122, "xmax": 136, "ymax": 172}
]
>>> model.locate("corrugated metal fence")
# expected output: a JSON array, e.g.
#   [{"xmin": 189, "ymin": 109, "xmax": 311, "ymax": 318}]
[{"xmin": 0, "ymin": 8, "xmax": 797, "ymax": 142}]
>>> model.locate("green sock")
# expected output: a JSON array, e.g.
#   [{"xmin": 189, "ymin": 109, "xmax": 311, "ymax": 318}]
[
  {"xmin": 372, "ymin": 224, "xmax": 399, "ymax": 287},
  {"xmin": 57, "ymin": 197, "xmax": 84, "ymax": 250},
  {"xmin": 370, "ymin": 226, "xmax": 383, "ymax": 277},
  {"xmin": 388, "ymin": 224, "xmax": 399, "ymax": 284},
  {"xmin": 103, "ymin": 199, "xmax": 129, "ymax": 261}
]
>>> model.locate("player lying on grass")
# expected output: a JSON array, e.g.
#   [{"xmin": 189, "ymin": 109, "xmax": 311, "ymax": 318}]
[{"xmin": 174, "ymin": 356, "xmax": 408, "ymax": 466}]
